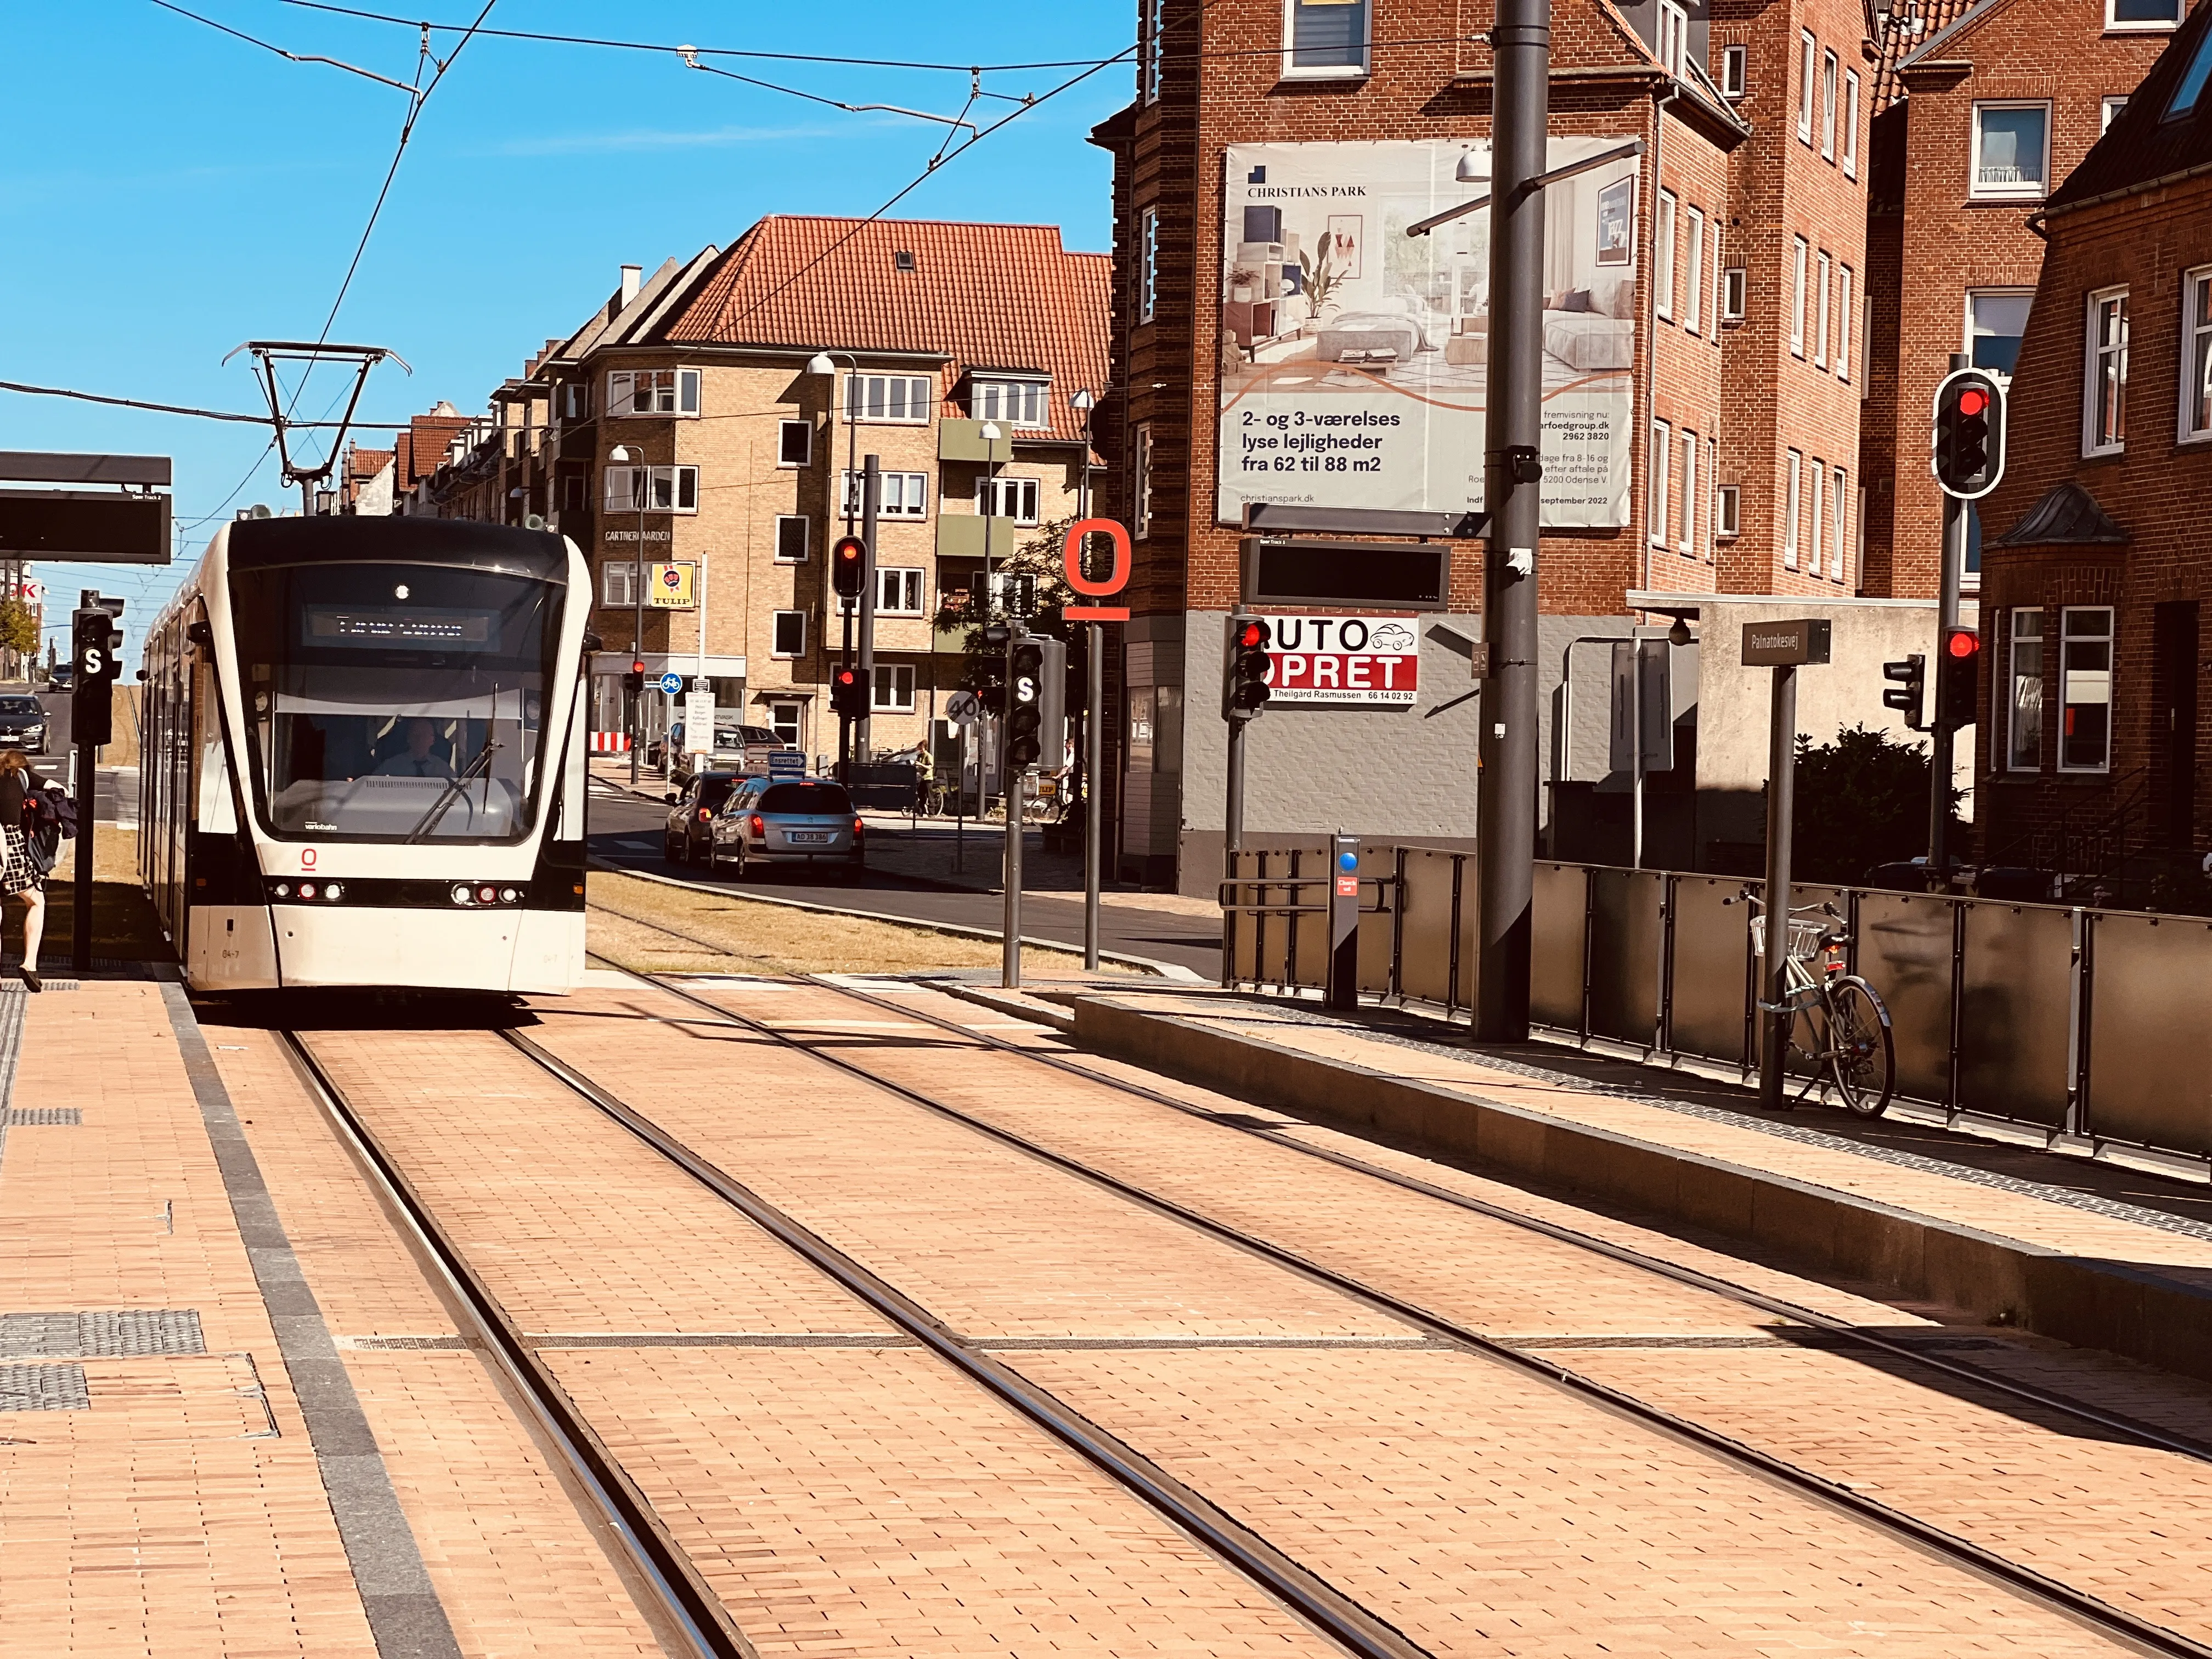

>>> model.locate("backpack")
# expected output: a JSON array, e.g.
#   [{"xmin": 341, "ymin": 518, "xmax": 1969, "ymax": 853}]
[{"xmin": 33, "ymin": 785, "xmax": 75, "ymax": 840}]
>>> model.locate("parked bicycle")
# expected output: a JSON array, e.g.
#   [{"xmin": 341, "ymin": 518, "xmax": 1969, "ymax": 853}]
[{"xmin": 1725, "ymin": 891, "xmax": 1896, "ymax": 1117}]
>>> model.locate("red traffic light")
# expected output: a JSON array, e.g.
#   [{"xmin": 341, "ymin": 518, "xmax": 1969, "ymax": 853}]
[
  {"xmin": 1236, "ymin": 620, "xmax": 1268, "ymax": 650},
  {"xmin": 1945, "ymin": 628, "xmax": 1979, "ymax": 659},
  {"xmin": 1957, "ymin": 388, "xmax": 1989, "ymax": 417},
  {"xmin": 631, "ymin": 659, "xmax": 645, "ymax": 674}
]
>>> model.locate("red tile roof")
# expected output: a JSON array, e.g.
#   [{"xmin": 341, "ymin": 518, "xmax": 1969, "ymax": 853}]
[
  {"xmin": 394, "ymin": 411, "xmax": 472, "ymax": 487},
  {"xmin": 1871, "ymin": 0, "xmax": 1983, "ymax": 111},
  {"xmin": 657, "ymin": 216, "xmax": 1110, "ymax": 442}
]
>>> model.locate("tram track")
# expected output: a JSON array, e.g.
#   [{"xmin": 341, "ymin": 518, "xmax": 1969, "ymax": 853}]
[{"xmin": 596, "ymin": 962, "xmax": 2212, "ymax": 1659}]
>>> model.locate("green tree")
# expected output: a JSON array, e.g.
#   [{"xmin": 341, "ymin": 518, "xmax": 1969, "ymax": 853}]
[
  {"xmin": 930, "ymin": 515, "xmax": 1087, "ymax": 707},
  {"xmin": 0, "ymin": 598, "xmax": 36, "ymax": 659},
  {"xmin": 1784, "ymin": 724, "xmax": 1962, "ymax": 883}
]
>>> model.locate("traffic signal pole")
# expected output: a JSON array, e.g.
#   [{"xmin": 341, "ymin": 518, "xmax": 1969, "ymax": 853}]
[
  {"xmin": 855, "ymin": 455, "xmax": 881, "ymax": 762},
  {"xmin": 1001, "ymin": 625, "xmax": 1025, "ymax": 989},
  {"xmin": 1475, "ymin": 0, "xmax": 1550, "ymax": 1042},
  {"xmin": 1929, "ymin": 352, "xmax": 1969, "ymax": 880}
]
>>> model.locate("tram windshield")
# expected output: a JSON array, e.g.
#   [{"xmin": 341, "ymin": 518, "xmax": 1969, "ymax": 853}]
[{"xmin": 231, "ymin": 561, "xmax": 561, "ymax": 843}]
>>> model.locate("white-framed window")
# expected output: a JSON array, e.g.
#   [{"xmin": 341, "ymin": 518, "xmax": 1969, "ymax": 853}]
[
  {"xmin": 1798, "ymin": 31, "xmax": 1816, "ymax": 142},
  {"xmin": 2059, "ymin": 608, "xmax": 2113, "ymax": 772},
  {"xmin": 1790, "ymin": 237, "xmax": 1808, "ymax": 357},
  {"xmin": 1820, "ymin": 49, "xmax": 1839, "ymax": 160},
  {"xmin": 1814, "ymin": 250, "xmax": 1831, "ymax": 368},
  {"xmin": 1141, "ymin": 0, "xmax": 1164, "ymax": 103},
  {"xmin": 561, "ymin": 382, "xmax": 589, "ymax": 421},
  {"xmin": 774, "ymin": 515, "xmax": 809, "ymax": 564},
  {"xmin": 871, "ymin": 663, "xmax": 917, "ymax": 713},
  {"xmin": 603, "ymin": 464, "xmax": 699, "ymax": 514},
  {"xmin": 1657, "ymin": 0, "xmax": 1689, "ymax": 76},
  {"xmin": 978, "ymin": 475, "xmax": 1042, "ymax": 523},
  {"xmin": 2084, "ymin": 286, "xmax": 2129, "ymax": 456},
  {"xmin": 601, "ymin": 561, "xmax": 639, "ymax": 608},
  {"xmin": 768, "ymin": 701, "xmax": 803, "ymax": 748},
  {"xmin": 1721, "ymin": 43, "xmax": 1747, "ymax": 99},
  {"xmin": 986, "ymin": 569, "xmax": 1040, "ymax": 617},
  {"xmin": 1723, "ymin": 266, "xmax": 1747, "ymax": 323},
  {"xmin": 778, "ymin": 419, "xmax": 812, "ymax": 467},
  {"xmin": 1972, "ymin": 102, "xmax": 2052, "ymax": 199},
  {"xmin": 606, "ymin": 368, "xmax": 702, "ymax": 417},
  {"xmin": 1967, "ymin": 289, "xmax": 2034, "ymax": 375},
  {"xmin": 1717, "ymin": 483, "xmax": 1741, "ymax": 538},
  {"xmin": 1139, "ymin": 207, "xmax": 1160, "ymax": 325},
  {"xmin": 1784, "ymin": 450, "xmax": 1802, "ymax": 568},
  {"xmin": 1843, "ymin": 70, "xmax": 1861, "ymax": 177},
  {"xmin": 844, "ymin": 374, "xmax": 934, "ymax": 424},
  {"xmin": 2103, "ymin": 95, "xmax": 2130, "ymax": 132},
  {"xmin": 2181, "ymin": 267, "xmax": 2212, "ymax": 441},
  {"xmin": 973, "ymin": 378, "xmax": 1048, "ymax": 428},
  {"xmin": 1836, "ymin": 265, "xmax": 1854, "ymax": 381},
  {"xmin": 874, "ymin": 567, "xmax": 926, "ymax": 617},
  {"xmin": 1133, "ymin": 422, "xmax": 1154, "ymax": 539},
  {"xmin": 1655, "ymin": 191, "xmax": 1678, "ymax": 320},
  {"xmin": 1677, "ymin": 428, "xmax": 1697, "ymax": 553},
  {"xmin": 1283, "ymin": 0, "xmax": 1370, "ymax": 78},
  {"xmin": 1648, "ymin": 420, "xmax": 1671, "ymax": 546},
  {"xmin": 2108, "ymin": 0, "xmax": 2182, "ymax": 29},
  {"xmin": 770, "ymin": 611, "xmax": 806, "ymax": 659},
  {"xmin": 1806, "ymin": 460, "xmax": 1825, "ymax": 577},
  {"xmin": 840, "ymin": 470, "xmax": 929, "ymax": 519},
  {"xmin": 2007, "ymin": 608, "xmax": 2044, "ymax": 770},
  {"xmin": 1683, "ymin": 206, "xmax": 1705, "ymax": 336},
  {"xmin": 1830, "ymin": 469, "xmax": 1850, "ymax": 585}
]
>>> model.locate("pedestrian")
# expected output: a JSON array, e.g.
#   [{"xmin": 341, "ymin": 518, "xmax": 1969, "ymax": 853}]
[
  {"xmin": 912, "ymin": 745, "xmax": 935, "ymax": 816},
  {"xmin": 0, "ymin": 751, "xmax": 49, "ymax": 991}
]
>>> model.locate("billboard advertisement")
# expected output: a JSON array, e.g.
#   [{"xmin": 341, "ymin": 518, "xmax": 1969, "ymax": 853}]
[
  {"xmin": 1262, "ymin": 614, "xmax": 1419, "ymax": 707},
  {"xmin": 1218, "ymin": 138, "xmax": 1640, "ymax": 529}
]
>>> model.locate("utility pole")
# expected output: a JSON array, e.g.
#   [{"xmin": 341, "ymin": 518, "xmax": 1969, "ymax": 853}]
[
  {"xmin": 855, "ymin": 455, "xmax": 881, "ymax": 763},
  {"xmin": 1475, "ymin": 0, "xmax": 1550, "ymax": 1042},
  {"xmin": 1929, "ymin": 349, "xmax": 1969, "ymax": 882},
  {"xmin": 1759, "ymin": 657, "xmax": 1798, "ymax": 1111}
]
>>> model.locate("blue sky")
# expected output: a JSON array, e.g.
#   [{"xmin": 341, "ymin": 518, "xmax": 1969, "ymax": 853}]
[{"xmin": 0, "ymin": 1, "xmax": 1131, "ymax": 651}]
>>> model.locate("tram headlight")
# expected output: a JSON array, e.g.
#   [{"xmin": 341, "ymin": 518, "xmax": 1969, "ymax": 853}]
[
  {"xmin": 477, "ymin": 885, "xmax": 497, "ymax": 905},
  {"xmin": 451, "ymin": 884, "xmax": 472, "ymax": 905},
  {"xmin": 499, "ymin": 887, "xmax": 518, "ymax": 904},
  {"xmin": 273, "ymin": 882, "xmax": 291, "ymax": 898},
  {"xmin": 323, "ymin": 883, "xmax": 343, "ymax": 902},
  {"xmin": 299, "ymin": 883, "xmax": 316, "ymax": 899}
]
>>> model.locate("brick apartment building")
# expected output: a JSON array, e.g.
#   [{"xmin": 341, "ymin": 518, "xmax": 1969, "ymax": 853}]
[
  {"xmin": 1092, "ymin": 0, "xmax": 1906, "ymax": 888},
  {"xmin": 1972, "ymin": 2, "xmax": 2212, "ymax": 886},
  {"xmin": 1858, "ymin": 0, "xmax": 2198, "ymax": 600},
  {"xmin": 371, "ymin": 221, "xmax": 1108, "ymax": 768}
]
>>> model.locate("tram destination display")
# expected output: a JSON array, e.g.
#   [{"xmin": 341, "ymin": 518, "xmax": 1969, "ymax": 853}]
[{"xmin": 305, "ymin": 606, "xmax": 500, "ymax": 650}]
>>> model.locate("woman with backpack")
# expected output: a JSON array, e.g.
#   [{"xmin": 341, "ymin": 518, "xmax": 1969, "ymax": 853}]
[{"xmin": 0, "ymin": 750, "xmax": 49, "ymax": 991}]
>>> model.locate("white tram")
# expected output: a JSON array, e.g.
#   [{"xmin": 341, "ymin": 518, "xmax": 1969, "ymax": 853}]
[{"xmin": 139, "ymin": 516, "xmax": 591, "ymax": 993}]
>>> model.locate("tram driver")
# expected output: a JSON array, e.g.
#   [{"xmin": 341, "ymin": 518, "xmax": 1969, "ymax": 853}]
[{"xmin": 374, "ymin": 716, "xmax": 458, "ymax": 781}]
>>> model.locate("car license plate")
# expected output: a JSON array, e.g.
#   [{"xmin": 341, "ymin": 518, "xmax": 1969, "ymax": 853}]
[{"xmin": 786, "ymin": 831, "xmax": 830, "ymax": 845}]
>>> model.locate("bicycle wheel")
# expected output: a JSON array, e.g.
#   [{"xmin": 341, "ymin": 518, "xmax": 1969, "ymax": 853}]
[{"xmin": 1822, "ymin": 975, "xmax": 1895, "ymax": 1118}]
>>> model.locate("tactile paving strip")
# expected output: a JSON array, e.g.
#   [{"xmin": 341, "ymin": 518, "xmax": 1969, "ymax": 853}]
[
  {"xmin": 0, "ymin": 1362, "xmax": 89, "ymax": 1410},
  {"xmin": 0, "ymin": 1308, "xmax": 207, "ymax": 1358},
  {"xmin": 2, "ymin": 1107, "xmax": 80, "ymax": 1126}
]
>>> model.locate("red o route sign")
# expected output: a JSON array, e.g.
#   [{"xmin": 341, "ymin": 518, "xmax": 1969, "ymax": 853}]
[{"xmin": 1062, "ymin": 518, "xmax": 1131, "ymax": 621}]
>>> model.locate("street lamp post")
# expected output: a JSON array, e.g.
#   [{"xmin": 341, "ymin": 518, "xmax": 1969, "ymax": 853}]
[
  {"xmin": 609, "ymin": 442, "xmax": 650, "ymax": 785},
  {"xmin": 1070, "ymin": 387, "xmax": 1102, "ymax": 972},
  {"xmin": 808, "ymin": 352, "xmax": 863, "ymax": 782}
]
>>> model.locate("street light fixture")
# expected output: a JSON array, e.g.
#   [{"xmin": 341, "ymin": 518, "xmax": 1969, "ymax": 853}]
[{"xmin": 610, "ymin": 442, "xmax": 649, "ymax": 784}]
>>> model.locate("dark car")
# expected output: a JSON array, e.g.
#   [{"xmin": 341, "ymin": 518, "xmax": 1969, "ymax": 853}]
[
  {"xmin": 708, "ymin": 776, "xmax": 862, "ymax": 877},
  {"xmin": 0, "ymin": 695, "xmax": 50, "ymax": 755},
  {"xmin": 46, "ymin": 665, "xmax": 71, "ymax": 691},
  {"xmin": 663, "ymin": 771, "xmax": 741, "ymax": 865}
]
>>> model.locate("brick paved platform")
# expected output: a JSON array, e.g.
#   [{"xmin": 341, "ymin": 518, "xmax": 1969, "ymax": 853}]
[{"xmin": 1068, "ymin": 988, "xmax": 2212, "ymax": 1386}]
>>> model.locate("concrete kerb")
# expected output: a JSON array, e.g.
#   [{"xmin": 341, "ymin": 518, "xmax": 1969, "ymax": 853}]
[
  {"xmin": 1066, "ymin": 993, "xmax": 2212, "ymax": 1390},
  {"xmin": 587, "ymin": 858, "xmax": 1204, "ymax": 981}
]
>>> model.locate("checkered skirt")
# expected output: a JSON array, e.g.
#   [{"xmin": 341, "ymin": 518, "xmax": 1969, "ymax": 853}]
[{"xmin": 0, "ymin": 825, "xmax": 42, "ymax": 896}]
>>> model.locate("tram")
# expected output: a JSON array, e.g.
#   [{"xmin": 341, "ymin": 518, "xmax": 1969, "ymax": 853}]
[{"xmin": 138, "ymin": 515, "xmax": 591, "ymax": 993}]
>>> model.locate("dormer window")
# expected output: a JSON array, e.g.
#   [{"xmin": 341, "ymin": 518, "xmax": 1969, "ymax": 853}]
[
  {"xmin": 894, "ymin": 250, "xmax": 917, "ymax": 272},
  {"xmin": 972, "ymin": 377, "xmax": 1049, "ymax": 428}
]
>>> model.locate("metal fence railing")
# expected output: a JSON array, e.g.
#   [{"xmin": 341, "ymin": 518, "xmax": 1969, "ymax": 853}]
[{"xmin": 1221, "ymin": 847, "xmax": 2212, "ymax": 1174}]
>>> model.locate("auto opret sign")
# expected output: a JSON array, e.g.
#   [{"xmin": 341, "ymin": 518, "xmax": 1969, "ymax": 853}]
[{"xmin": 1265, "ymin": 614, "xmax": 1420, "ymax": 706}]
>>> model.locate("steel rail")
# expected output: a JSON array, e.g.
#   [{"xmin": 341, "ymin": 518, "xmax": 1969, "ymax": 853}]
[
  {"xmin": 805, "ymin": 974, "xmax": 2212, "ymax": 1471},
  {"xmin": 492, "ymin": 1024, "xmax": 1432, "ymax": 1659},
  {"xmin": 616, "ymin": 969, "xmax": 2212, "ymax": 1659},
  {"xmin": 274, "ymin": 1031, "xmax": 758, "ymax": 1659}
]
